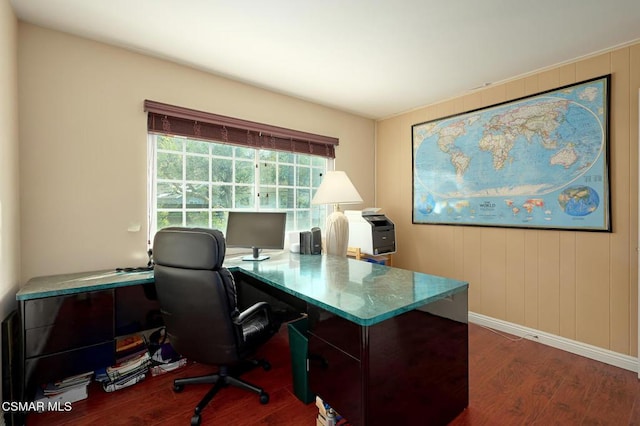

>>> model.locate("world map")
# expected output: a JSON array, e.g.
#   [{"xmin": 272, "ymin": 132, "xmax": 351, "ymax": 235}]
[{"xmin": 412, "ymin": 76, "xmax": 609, "ymax": 230}]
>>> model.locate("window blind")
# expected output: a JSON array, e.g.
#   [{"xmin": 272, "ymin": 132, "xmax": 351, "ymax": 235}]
[{"xmin": 144, "ymin": 100, "xmax": 338, "ymax": 158}]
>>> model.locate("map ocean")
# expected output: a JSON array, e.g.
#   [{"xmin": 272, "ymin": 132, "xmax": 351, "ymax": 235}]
[{"xmin": 412, "ymin": 77, "xmax": 608, "ymax": 230}]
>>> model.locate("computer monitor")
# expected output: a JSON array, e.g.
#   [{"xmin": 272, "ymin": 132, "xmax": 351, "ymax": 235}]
[{"xmin": 225, "ymin": 211, "xmax": 287, "ymax": 261}]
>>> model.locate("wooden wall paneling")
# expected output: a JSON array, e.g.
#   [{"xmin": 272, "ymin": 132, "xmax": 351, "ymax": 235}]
[
  {"xmin": 523, "ymin": 75, "xmax": 539, "ymax": 97},
  {"xmin": 399, "ymin": 114, "xmax": 415, "ymax": 221},
  {"xmin": 480, "ymin": 227, "xmax": 507, "ymax": 319},
  {"xmin": 575, "ymin": 232, "xmax": 611, "ymax": 349},
  {"xmin": 537, "ymin": 68, "xmax": 560, "ymax": 93},
  {"xmin": 481, "ymin": 84, "xmax": 506, "ymax": 108},
  {"xmin": 504, "ymin": 78, "xmax": 525, "ymax": 102},
  {"xmin": 558, "ymin": 63, "xmax": 576, "ymax": 87},
  {"xmin": 462, "ymin": 92, "xmax": 482, "ymax": 114},
  {"xmin": 383, "ymin": 116, "xmax": 409, "ymax": 267},
  {"xmin": 505, "ymin": 229, "xmax": 526, "ymax": 325},
  {"xmin": 558, "ymin": 232, "xmax": 577, "ymax": 340},
  {"xmin": 374, "ymin": 118, "xmax": 397, "ymax": 198},
  {"xmin": 452, "ymin": 97, "xmax": 466, "ymax": 116},
  {"xmin": 428, "ymin": 226, "xmax": 457, "ymax": 278},
  {"xmin": 414, "ymin": 225, "xmax": 436, "ymax": 271},
  {"xmin": 454, "ymin": 226, "xmax": 465, "ymax": 281},
  {"xmin": 537, "ymin": 231, "xmax": 561, "ymax": 335},
  {"xmin": 609, "ymin": 47, "xmax": 631, "ymax": 354},
  {"xmin": 463, "ymin": 227, "xmax": 483, "ymax": 312},
  {"xmin": 629, "ymin": 44, "xmax": 640, "ymax": 357},
  {"xmin": 524, "ymin": 230, "xmax": 540, "ymax": 328},
  {"xmin": 575, "ymin": 52, "xmax": 611, "ymax": 82},
  {"xmin": 435, "ymin": 98, "xmax": 456, "ymax": 120}
]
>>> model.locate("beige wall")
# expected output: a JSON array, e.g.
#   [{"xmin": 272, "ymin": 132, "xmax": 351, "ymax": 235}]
[
  {"xmin": 377, "ymin": 44, "xmax": 640, "ymax": 356},
  {"xmin": 0, "ymin": 1, "xmax": 19, "ymax": 317},
  {"xmin": 18, "ymin": 23, "xmax": 375, "ymax": 282},
  {"xmin": 0, "ymin": 0, "xmax": 19, "ymax": 403}
]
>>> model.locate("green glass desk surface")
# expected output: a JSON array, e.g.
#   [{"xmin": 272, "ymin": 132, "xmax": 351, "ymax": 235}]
[
  {"xmin": 16, "ymin": 269, "xmax": 155, "ymax": 301},
  {"xmin": 229, "ymin": 253, "xmax": 467, "ymax": 326},
  {"xmin": 17, "ymin": 253, "xmax": 468, "ymax": 326}
]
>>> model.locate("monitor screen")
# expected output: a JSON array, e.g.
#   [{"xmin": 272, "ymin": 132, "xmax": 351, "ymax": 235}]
[{"xmin": 225, "ymin": 211, "xmax": 287, "ymax": 261}]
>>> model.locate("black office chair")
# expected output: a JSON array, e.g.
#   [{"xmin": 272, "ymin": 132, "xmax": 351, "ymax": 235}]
[{"xmin": 153, "ymin": 227, "xmax": 281, "ymax": 426}]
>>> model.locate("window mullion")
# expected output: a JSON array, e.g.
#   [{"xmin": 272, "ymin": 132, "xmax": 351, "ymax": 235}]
[
  {"xmin": 209, "ymin": 144, "xmax": 213, "ymax": 227},
  {"xmin": 255, "ymin": 150, "xmax": 260, "ymax": 210},
  {"xmin": 182, "ymin": 144, "xmax": 187, "ymax": 225}
]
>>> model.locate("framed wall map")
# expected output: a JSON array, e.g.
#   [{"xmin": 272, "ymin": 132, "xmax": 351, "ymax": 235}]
[{"xmin": 412, "ymin": 75, "xmax": 610, "ymax": 231}]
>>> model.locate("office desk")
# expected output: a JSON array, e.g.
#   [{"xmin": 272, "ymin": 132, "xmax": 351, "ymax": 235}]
[{"xmin": 15, "ymin": 253, "xmax": 468, "ymax": 425}]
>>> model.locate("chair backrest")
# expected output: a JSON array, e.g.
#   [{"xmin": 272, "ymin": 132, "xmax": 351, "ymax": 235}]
[{"xmin": 153, "ymin": 227, "xmax": 241, "ymax": 365}]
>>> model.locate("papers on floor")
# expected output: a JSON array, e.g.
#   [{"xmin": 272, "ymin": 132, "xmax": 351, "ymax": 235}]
[
  {"xmin": 95, "ymin": 351, "xmax": 151, "ymax": 392},
  {"xmin": 35, "ymin": 371, "xmax": 92, "ymax": 411}
]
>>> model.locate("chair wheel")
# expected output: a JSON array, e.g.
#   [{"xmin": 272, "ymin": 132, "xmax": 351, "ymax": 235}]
[
  {"xmin": 260, "ymin": 392, "xmax": 269, "ymax": 404},
  {"xmin": 190, "ymin": 414, "xmax": 201, "ymax": 425},
  {"xmin": 173, "ymin": 384, "xmax": 184, "ymax": 393}
]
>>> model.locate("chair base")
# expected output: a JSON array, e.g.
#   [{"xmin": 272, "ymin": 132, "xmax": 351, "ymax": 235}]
[{"xmin": 173, "ymin": 362, "xmax": 271, "ymax": 426}]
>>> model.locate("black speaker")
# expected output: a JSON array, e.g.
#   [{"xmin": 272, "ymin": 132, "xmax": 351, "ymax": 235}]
[
  {"xmin": 311, "ymin": 227, "xmax": 322, "ymax": 254},
  {"xmin": 300, "ymin": 231, "xmax": 312, "ymax": 254}
]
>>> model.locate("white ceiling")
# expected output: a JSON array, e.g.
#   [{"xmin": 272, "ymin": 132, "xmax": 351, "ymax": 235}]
[{"xmin": 10, "ymin": 0, "xmax": 640, "ymax": 119}]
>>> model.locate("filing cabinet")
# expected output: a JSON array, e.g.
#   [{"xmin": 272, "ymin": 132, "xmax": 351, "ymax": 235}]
[{"xmin": 21, "ymin": 290, "xmax": 115, "ymax": 394}]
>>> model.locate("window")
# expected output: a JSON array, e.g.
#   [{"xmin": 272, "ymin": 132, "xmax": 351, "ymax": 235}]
[
  {"xmin": 144, "ymin": 100, "xmax": 339, "ymax": 242},
  {"xmin": 148, "ymin": 134, "xmax": 331, "ymax": 238}
]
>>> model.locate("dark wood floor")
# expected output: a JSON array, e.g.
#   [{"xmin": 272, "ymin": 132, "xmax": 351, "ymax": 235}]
[{"xmin": 27, "ymin": 323, "xmax": 640, "ymax": 425}]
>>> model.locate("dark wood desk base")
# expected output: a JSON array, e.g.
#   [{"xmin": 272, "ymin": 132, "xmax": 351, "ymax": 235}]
[
  {"xmin": 308, "ymin": 298, "xmax": 469, "ymax": 425},
  {"xmin": 17, "ymin": 283, "xmax": 162, "ymax": 402}
]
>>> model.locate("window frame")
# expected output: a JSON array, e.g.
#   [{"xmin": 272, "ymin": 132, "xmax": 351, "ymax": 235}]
[{"xmin": 147, "ymin": 134, "xmax": 333, "ymax": 243}]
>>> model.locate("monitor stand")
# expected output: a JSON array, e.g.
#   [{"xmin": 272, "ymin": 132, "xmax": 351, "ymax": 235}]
[{"xmin": 242, "ymin": 247, "xmax": 270, "ymax": 261}]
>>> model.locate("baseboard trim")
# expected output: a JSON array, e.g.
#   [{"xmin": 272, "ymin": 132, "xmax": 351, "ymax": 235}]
[{"xmin": 468, "ymin": 312, "xmax": 638, "ymax": 373}]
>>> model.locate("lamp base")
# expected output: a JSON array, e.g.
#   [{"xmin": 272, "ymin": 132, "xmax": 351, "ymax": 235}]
[{"xmin": 324, "ymin": 210, "xmax": 349, "ymax": 256}]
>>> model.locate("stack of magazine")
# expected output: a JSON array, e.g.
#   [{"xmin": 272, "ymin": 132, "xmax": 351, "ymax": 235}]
[
  {"xmin": 115, "ymin": 334, "xmax": 148, "ymax": 362},
  {"xmin": 34, "ymin": 371, "xmax": 93, "ymax": 410},
  {"xmin": 95, "ymin": 350, "xmax": 151, "ymax": 392},
  {"xmin": 150, "ymin": 342, "xmax": 186, "ymax": 376}
]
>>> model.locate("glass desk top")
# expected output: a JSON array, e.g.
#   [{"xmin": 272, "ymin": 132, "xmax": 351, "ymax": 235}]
[{"xmin": 17, "ymin": 253, "xmax": 468, "ymax": 326}]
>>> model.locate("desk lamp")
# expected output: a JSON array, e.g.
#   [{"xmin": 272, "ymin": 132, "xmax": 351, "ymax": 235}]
[{"xmin": 311, "ymin": 171, "xmax": 363, "ymax": 256}]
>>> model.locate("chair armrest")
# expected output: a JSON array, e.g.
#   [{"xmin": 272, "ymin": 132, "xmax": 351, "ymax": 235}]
[{"xmin": 235, "ymin": 301, "xmax": 273, "ymax": 325}]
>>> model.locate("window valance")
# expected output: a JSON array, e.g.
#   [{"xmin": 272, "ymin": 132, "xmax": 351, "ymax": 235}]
[{"xmin": 144, "ymin": 100, "xmax": 338, "ymax": 158}]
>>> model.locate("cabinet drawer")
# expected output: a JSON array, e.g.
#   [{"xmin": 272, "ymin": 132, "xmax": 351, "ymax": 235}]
[
  {"xmin": 23, "ymin": 291, "xmax": 114, "ymax": 358},
  {"xmin": 308, "ymin": 334, "xmax": 362, "ymax": 425},
  {"xmin": 24, "ymin": 290, "xmax": 114, "ymax": 329},
  {"xmin": 25, "ymin": 341, "xmax": 115, "ymax": 390},
  {"xmin": 25, "ymin": 321, "xmax": 113, "ymax": 358},
  {"xmin": 308, "ymin": 307, "xmax": 362, "ymax": 359}
]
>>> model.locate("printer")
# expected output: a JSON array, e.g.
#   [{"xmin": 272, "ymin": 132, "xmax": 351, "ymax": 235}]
[{"xmin": 345, "ymin": 209, "xmax": 396, "ymax": 255}]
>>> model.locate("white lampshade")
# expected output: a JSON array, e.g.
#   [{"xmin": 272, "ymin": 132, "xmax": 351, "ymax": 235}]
[
  {"xmin": 311, "ymin": 171, "xmax": 363, "ymax": 207},
  {"xmin": 312, "ymin": 171, "xmax": 362, "ymax": 256}
]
